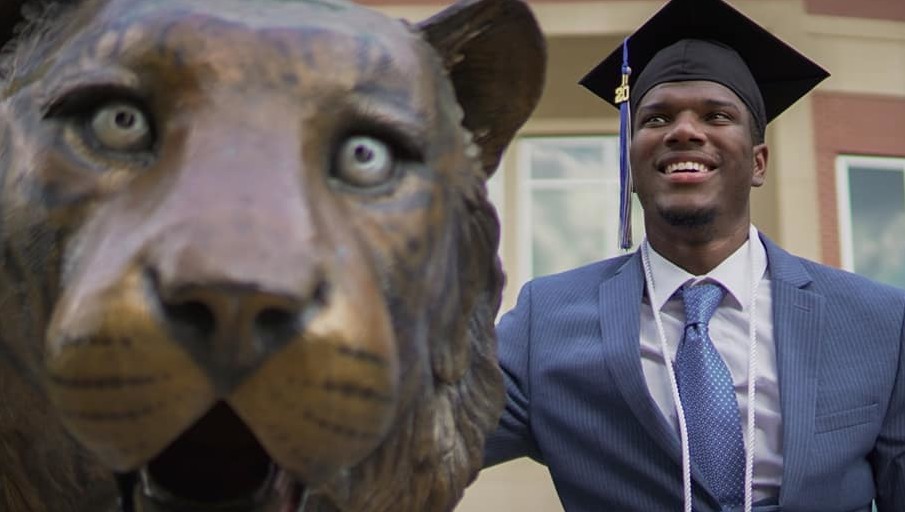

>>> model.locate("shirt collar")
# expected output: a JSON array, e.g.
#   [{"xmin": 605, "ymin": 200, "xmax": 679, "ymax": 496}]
[{"xmin": 645, "ymin": 225, "xmax": 767, "ymax": 312}]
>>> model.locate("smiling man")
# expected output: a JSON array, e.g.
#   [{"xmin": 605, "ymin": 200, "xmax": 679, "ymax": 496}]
[{"xmin": 483, "ymin": 0, "xmax": 905, "ymax": 511}]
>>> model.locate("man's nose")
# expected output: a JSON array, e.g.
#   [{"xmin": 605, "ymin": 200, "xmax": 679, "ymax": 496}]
[{"xmin": 665, "ymin": 113, "xmax": 706, "ymax": 146}]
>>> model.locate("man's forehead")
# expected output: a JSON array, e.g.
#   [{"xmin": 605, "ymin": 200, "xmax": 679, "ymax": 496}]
[{"xmin": 636, "ymin": 80, "xmax": 747, "ymax": 110}]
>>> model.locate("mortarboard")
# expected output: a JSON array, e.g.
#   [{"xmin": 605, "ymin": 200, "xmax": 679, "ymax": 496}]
[{"xmin": 579, "ymin": 0, "xmax": 830, "ymax": 249}]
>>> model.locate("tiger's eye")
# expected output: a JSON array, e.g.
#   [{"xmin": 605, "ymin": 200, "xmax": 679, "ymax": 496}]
[
  {"xmin": 335, "ymin": 136, "xmax": 394, "ymax": 188},
  {"xmin": 89, "ymin": 102, "xmax": 152, "ymax": 152}
]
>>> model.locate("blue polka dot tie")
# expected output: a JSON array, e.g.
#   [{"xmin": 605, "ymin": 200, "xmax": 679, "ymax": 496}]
[{"xmin": 675, "ymin": 283, "xmax": 745, "ymax": 510}]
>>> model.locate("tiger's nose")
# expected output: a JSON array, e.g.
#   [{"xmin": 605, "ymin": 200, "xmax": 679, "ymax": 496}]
[{"xmin": 153, "ymin": 275, "xmax": 330, "ymax": 394}]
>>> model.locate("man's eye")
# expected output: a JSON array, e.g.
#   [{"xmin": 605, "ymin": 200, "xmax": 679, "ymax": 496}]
[
  {"xmin": 708, "ymin": 111, "xmax": 733, "ymax": 122},
  {"xmin": 89, "ymin": 102, "xmax": 154, "ymax": 152},
  {"xmin": 641, "ymin": 114, "xmax": 669, "ymax": 126}
]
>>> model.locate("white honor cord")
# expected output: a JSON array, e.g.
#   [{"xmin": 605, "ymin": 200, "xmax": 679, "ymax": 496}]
[
  {"xmin": 743, "ymin": 226, "xmax": 761, "ymax": 512},
  {"xmin": 641, "ymin": 240, "xmax": 693, "ymax": 512},
  {"xmin": 640, "ymin": 227, "xmax": 761, "ymax": 512}
]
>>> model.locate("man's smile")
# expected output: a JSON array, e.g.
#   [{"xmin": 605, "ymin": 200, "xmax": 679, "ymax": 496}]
[
  {"xmin": 654, "ymin": 155, "xmax": 719, "ymax": 184},
  {"xmin": 663, "ymin": 161, "xmax": 713, "ymax": 174}
]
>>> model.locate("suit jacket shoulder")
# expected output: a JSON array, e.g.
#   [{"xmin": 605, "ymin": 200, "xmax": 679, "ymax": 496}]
[
  {"xmin": 762, "ymin": 233, "xmax": 905, "ymax": 312},
  {"xmin": 528, "ymin": 253, "xmax": 636, "ymax": 298}
]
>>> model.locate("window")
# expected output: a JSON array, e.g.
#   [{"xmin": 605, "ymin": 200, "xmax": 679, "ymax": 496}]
[
  {"xmin": 836, "ymin": 155, "xmax": 905, "ymax": 289},
  {"xmin": 513, "ymin": 135, "xmax": 643, "ymax": 288}
]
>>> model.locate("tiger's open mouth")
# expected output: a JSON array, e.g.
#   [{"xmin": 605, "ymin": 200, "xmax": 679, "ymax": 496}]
[{"xmin": 135, "ymin": 402, "xmax": 304, "ymax": 511}]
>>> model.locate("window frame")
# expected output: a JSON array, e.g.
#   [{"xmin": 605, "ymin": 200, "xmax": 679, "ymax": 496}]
[
  {"xmin": 514, "ymin": 134, "xmax": 624, "ymax": 288},
  {"xmin": 835, "ymin": 154, "xmax": 905, "ymax": 273}
]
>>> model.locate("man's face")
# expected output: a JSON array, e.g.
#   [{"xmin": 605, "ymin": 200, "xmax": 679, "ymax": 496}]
[{"xmin": 630, "ymin": 80, "xmax": 767, "ymax": 235}]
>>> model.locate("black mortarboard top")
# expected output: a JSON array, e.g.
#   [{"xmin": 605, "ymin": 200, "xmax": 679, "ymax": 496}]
[{"xmin": 578, "ymin": 0, "xmax": 830, "ymax": 249}]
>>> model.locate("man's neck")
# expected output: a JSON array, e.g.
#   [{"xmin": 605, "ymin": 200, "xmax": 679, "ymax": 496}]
[{"xmin": 645, "ymin": 222, "xmax": 751, "ymax": 275}]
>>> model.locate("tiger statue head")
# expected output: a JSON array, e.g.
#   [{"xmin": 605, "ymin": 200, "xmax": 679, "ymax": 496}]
[{"xmin": 0, "ymin": 0, "xmax": 545, "ymax": 510}]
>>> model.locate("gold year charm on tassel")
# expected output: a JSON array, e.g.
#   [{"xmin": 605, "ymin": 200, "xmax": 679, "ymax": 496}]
[{"xmin": 614, "ymin": 71, "xmax": 631, "ymax": 104}]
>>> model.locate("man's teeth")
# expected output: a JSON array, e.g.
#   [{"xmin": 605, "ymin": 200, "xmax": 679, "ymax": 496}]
[{"xmin": 664, "ymin": 161, "xmax": 711, "ymax": 174}]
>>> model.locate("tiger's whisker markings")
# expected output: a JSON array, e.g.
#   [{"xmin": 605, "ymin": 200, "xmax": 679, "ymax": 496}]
[
  {"xmin": 49, "ymin": 373, "xmax": 168, "ymax": 389},
  {"xmin": 301, "ymin": 411, "xmax": 381, "ymax": 440},
  {"xmin": 320, "ymin": 381, "xmax": 394, "ymax": 403},
  {"xmin": 333, "ymin": 344, "xmax": 390, "ymax": 367},
  {"xmin": 59, "ymin": 402, "xmax": 166, "ymax": 422}
]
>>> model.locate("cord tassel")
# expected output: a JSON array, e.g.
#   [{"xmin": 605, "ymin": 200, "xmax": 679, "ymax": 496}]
[{"xmin": 616, "ymin": 37, "xmax": 633, "ymax": 250}]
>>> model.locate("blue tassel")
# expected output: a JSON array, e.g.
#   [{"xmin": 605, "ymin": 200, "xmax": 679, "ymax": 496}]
[{"xmin": 616, "ymin": 37, "xmax": 633, "ymax": 250}]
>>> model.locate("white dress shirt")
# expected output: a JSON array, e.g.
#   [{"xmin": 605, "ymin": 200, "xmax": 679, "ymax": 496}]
[{"xmin": 639, "ymin": 227, "xmax": 783, "ymax": 502}]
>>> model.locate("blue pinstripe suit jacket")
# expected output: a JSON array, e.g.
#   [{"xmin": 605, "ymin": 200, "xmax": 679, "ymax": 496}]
[{"xmin": 485, "ymin": 234, "xmax": 905, "ymax": 512}]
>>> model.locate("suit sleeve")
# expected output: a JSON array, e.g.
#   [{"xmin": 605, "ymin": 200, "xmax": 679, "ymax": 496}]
[
  {"xmin": 483, "ymin": 281, "xmax": 543, "ymax": 467},
  {"xmin": 871, "ymin": 300, "xmax": 905, "ymax": 511}
]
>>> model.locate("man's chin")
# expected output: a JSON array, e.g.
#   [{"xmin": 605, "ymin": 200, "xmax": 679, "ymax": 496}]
[{"xmin": 658, "ymin": 207, "xmax": 717, "ymax": 228}]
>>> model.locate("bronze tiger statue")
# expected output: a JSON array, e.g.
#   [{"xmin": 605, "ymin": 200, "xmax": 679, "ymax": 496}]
[{"xmin": 0, "ymin": 0, "xmax": 545, "ymax": 510}]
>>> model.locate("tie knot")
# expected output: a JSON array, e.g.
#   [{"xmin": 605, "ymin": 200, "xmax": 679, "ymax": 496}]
[{"xmin": 681, "ymin": 282, "xmax": 726, "ymax": 326}]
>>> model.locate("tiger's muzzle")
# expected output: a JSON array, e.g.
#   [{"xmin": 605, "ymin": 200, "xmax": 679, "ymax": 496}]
[{"xmin": 43, "ymin": 125, "xmax": 402, "ymax": 509}]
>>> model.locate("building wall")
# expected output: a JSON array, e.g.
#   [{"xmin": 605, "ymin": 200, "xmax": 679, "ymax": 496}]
[
  {"xmin": 804, "ymin": 8, "xmax": 905, "ymax": 268},
  {"xmin": 804, "ymin": 0, "xmax": 905, "ymax": 21},
  {"xmin": 813, "ymin": 93, "xmax": 905, "ymax": 267}
]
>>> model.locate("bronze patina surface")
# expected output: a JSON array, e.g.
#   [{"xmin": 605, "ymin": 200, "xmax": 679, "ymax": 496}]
[{"xmin": 0, "ymin": 0, "xmax": 545, "ymax": 510}]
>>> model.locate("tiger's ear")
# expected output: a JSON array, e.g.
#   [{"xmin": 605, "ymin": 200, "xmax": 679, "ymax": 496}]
[
  {"xmin": 417, "ymin": 0, "xmax": 546, "ymax": 177},
  {"xmin": 0, "ymin": 0, "xmax": 29, "ymax": 50}
]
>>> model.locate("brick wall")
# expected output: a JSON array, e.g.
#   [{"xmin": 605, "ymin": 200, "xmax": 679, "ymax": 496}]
[
  {"xmin": 812, "ymin": 92, "xmax": 905, "ymax": 266},
  {"xmin": 805, "ymin": 0, "xmax": 905, "ymax": 22}
]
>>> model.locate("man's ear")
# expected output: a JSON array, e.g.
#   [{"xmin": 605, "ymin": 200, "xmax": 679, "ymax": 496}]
[
  {"xmin": 752, "ymin": 143, "xmax": 768, "ymax": 187},
  {"xmin": 416, "ymin": 0, "xmax": 546, "ymax": 177}
]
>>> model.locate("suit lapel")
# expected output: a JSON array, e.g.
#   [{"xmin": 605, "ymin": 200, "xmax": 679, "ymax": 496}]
[
  {"xmin": 598, "ymin": 252, "xmax": 679, "ymax": 455},
  {"xmin": 761, "ymin": 235, "xmax": 824, "ymax": 507},
  {"xmin": 598, "ymin": 251, "xmax": 717, "ymax": 510}
]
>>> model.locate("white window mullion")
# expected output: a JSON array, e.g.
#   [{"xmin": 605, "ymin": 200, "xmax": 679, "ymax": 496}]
[
  {"xmin": 515, "ymin": 135, "xmax": 627, "ymax": 286},
  {"xmin": 835, "ymin": 156, "xmax": 856, "ymax": 271}
]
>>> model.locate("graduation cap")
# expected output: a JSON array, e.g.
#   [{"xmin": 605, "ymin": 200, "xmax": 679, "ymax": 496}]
[{"xmin": 579, "ymin": 0, "xmax": 829, "ymax": 249}]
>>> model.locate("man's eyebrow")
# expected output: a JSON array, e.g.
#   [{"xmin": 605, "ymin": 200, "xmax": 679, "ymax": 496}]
[
  {"xmin": 636, "ymin": 98, "xmax": 743, "ymax": 112},
  {"xmin": 702, "ymin": 98, "xmax": 743, "ymax": 110},
  {"xmin": 635, "ymin": 101, "xmax": 669, "ymax": 113}
]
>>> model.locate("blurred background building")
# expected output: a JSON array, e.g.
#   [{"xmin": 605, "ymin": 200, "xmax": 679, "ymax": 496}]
[{"xmin": 367, "ymin": 0, "xmax": 905, "ymax": 509}]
